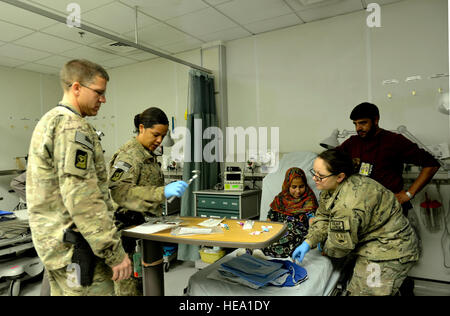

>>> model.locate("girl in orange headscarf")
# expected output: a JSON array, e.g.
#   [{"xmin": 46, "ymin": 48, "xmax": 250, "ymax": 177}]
[{"xmin": 260, "ymin": 167, "xmax": 318, "ymax": 258}]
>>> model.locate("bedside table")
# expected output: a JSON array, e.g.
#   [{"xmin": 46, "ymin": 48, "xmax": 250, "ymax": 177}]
[{"xmin": 193, "ymin": 189, "xmax": 261, "ymax": 219}]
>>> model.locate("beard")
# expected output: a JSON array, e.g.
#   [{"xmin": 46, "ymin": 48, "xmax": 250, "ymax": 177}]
[{"xmin": 358, "ymin": 126, "xmax": 377, "ymax": 139}]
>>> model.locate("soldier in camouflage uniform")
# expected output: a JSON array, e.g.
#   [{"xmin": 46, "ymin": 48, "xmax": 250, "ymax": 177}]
[
  {"xmin": 293, "ymin": 149, "xmax": 419, "ymax": 296},
  {"xmin": 26, "ymin": 59, "xmax": 132, "ymax": 296},
  {"xmin": 109, "ymin": 107, "xmax": 188, "ymax": 296}
]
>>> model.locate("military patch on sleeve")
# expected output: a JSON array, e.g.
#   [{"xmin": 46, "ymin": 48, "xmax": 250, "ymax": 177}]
[
  {"xmin": 330, "ymin": 220, "xmax": 345, "ymax": 231},
  {"xmin": 75, "ymin": 149, "xmax": 88, "ymax": 170},
  {"xmin": 75, "ymin": 131, "xmax": 94, "ymax": 150},
  {"xmin": 113, "ymin": 161, "xmax": 131, "ymax": 172},
  {"xmin": 111, "ymin": 168, "xmax": 124, "ymax": 182}
]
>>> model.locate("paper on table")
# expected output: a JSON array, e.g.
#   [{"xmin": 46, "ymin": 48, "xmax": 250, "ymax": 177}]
[
  {"xmin": 124, "ymin": 222, "xmax": 177, "ymax": 234},
  {"xmin": 198, "ymin": 217, "xmax": 225, "ymax": 227}
]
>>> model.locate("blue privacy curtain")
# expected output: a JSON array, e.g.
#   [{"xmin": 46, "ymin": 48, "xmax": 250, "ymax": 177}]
[{"xmin": 177, "ymin": 69, "xmax": 220, "ymax": 261}]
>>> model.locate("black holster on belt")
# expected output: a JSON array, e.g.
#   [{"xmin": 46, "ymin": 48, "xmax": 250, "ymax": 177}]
[{"xmin": 63, "ymin": 228, "xmax": 96, "ymax": 287}]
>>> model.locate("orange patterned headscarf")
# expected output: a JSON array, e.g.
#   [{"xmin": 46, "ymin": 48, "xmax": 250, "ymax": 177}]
[{"xmin": 270, "ymin": 167, "xmax": 318, "ymax": 216}]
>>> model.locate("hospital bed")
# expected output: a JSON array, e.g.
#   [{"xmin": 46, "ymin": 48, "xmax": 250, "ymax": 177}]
[
  {"xmin": 0, "ymin": 210, "xmax": 43, "ymax": 296},
  {"xmin": 186, "ymin": 151, "xmax": 346, "ymax": 296}
]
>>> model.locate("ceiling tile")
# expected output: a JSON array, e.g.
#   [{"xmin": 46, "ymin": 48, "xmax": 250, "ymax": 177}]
[
  {"xmin": 119, "ymin": 0, "xmax": 209, "ymax": 21},
  {"xmin": 0, "ymin": 43, "xmax": 51, "ymax": 62},
  {"xmin": 41, "ymin": 23, "xmax": 109, "ymax": 45},
  {"xmin": 101, "ymin": 56, "xmax": 139, "ymax": 68},
  {"xmin": 126, "ymin": 50, "xmax": 159, "ymax": 61},
  {"xmin": 0, "ymin": 2, "xmax": 57, "ymax": 30},
  {"xmin": 159, "ymin": 38, "xmax": 203, "ymax": 54},
  {"xmin": 82, "ymin": 2, "xmax": 158, "ymax": 36},
  {"xmin": 14, "ymin": 32, "xmax": 81, "ymax": 54},
  {"xmin": 0, "ymin": 55, "xmax": 28, "ymax": 68},
  {"xmin": 28, "ymin": 0, "xmax": 115, "ymax": 14},
  {"xmin": 166, "ymin": 7, "xmax": 237, "ymax": 37},
  {"xmin": 216, "ymin": 0, "xmax": 293, "ymax": 24},
  {"xmin": 36, "ymin": 55, "xmax": 72, "ymax": 69},
  {"xmin": 362, "ymin": 0, "xmax": 404, "ymax": 6},
  {"xmin": 203, "ymin": 0, "xmax": 234, "ymax": 6},
  {"xmin": 125, "ymin": 22, "xmax": 194, "ymax": 47},
  {"xmin": 199, "ymin": 26, "xmax": 251, "ymax": 42},
  {"xmin": 0, "ymin": 20, "xmax": 35, "ymax": 42},
  {"xmin": 284, "ymin": 0, "xmax": 344, "ymax": 11},
  {"xmin": 244, "ymin": 13, "xmax": 302, "ymax": 34},
  {"xmin": 294, "ymin": 0, "xmax": 364, "ymax": 22},
  {"xmin": 60, "ymin": 45, "xmax": 118, "ymax": 64},
  {"xmin": 17, "ymin": 62, "xmax": 60, "ymax": 74}
]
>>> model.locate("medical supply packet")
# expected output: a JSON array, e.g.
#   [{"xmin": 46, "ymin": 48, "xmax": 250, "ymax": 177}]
[{"xmin": 171, "ymin": 226, "xmax": 223, "ymax": 236}]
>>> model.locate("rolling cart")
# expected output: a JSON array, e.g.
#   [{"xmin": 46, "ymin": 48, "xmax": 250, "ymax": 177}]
[{"xmin": 0, "ymin": 219, "xmax": 43, "ymax": 296}]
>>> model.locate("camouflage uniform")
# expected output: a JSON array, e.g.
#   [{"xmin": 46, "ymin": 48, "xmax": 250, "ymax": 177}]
[
  {"xmin": 305, "ymin": 174, "xmax": 419, "ymax": 296},
  {"xmin": 109, "ymin": 137, "xmax": 165, "ymax": 296},
  {"xmin": 27, "ymin": 102, "xmax": 126, "ymax": 296}
]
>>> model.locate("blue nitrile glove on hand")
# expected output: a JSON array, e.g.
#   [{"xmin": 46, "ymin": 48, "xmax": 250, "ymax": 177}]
[
  {"xmin": 164, "ymin": 181, "xmax": 188, "ymax": 199},
  {"xmin": 292, "ymin": 241, "xmax": 311, "ymax": 264}
]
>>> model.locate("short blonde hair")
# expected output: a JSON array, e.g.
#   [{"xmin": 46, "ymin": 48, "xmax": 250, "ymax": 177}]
[{"xmin": 60, "ymin": 59, "xmax": 109, "ymax": 91}]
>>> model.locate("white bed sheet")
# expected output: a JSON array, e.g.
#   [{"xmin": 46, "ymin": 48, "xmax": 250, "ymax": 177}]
[{"xmin": 186, "ymin": 248, "xmax": 341, "ymax": 296}]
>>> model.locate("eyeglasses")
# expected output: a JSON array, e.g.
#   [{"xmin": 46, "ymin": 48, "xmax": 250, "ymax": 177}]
[
  {"xmin": 309, "ymin": 168, "xmax": 335, "ymax": 182},
  {"xmin": 68, "ymin": 83, "xmax": 106, "ymax": 97}
]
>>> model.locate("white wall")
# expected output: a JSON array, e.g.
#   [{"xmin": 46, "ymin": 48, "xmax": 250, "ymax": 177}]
[
  {"xmin": 0, "ymin": 65, "xmax": 60, "ymax": 210},
  {"xmin": 0, "ymin": 47, "xmax": 210, "ymax": 211},
  {"xmin": 226, "ymin": 0, "xmax": 449, "ymax": 155},
  {"xmin": 87, "ymin": 46, "xmax": 225, "ymax": 167},
  {"xmin": 89, "ymin": 49, "xmax": 202, "ymax": 165},
  {"xmin": 370, "ymin": 0, "xmax": 449, "ymax": 145}
]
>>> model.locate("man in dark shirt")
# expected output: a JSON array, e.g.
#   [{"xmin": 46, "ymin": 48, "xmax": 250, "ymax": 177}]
[
  {"xmin": 336, "ymin": 102, "xmax": 440, "ymax": 296},
  {"xmin": 337, "ymin": 102, "xmax": 440, "ymax": 215}
]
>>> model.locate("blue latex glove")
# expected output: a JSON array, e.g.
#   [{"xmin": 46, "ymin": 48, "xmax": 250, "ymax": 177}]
[
  {"xmin": 164, "ymin": 181, "xmax": 188, "ymax": 199},
  {"xmin": 292, "ymin": 241, "xmax": 311, "ymax": 264}
]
